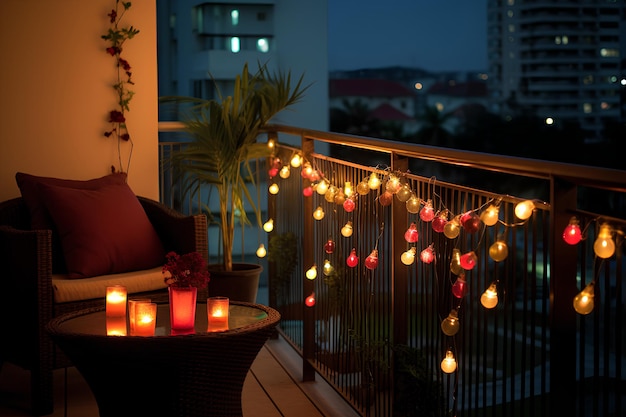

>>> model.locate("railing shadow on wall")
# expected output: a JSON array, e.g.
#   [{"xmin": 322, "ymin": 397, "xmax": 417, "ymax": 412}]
[{"xmin": 159, "ymin": 122, "xmax": 626, "ymax": 417}]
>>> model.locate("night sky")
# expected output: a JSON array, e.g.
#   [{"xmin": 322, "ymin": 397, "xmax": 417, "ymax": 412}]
[{"xmin": 328, "ymin": 0, "xmax": 488, "ymax": 72}]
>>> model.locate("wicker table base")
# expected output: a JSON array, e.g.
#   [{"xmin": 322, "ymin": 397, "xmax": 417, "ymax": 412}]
[{"xmin": 46, "ymin": 301, "xmax": 280, "ymax": 417}]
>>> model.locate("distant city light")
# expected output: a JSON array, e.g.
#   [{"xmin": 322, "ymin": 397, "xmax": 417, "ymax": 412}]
[
  {"xmin": 230, "ymin": 37, "xmax": 240, "ymax": 53},
  {"xmin": 414, "ymin": 82, "xmax": 423, "ymax": 90},
  {"xmin": 545, "ymin": 117, "xmax": 554, "ymax": 125}
]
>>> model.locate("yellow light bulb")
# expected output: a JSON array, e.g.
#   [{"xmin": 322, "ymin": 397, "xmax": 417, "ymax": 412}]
[
  {"xmin": 323, "ymin": 259, "xmax": 334, "ymax": 276},
  {"xmin": 325, "ymin": 185, "xmax": 337, "ymax": 203},
  {"xmin": 514, "ymin": 200, "xmax": 535, "ymax": 220},
  {"xmin": 344, "ymin": 181, "xmax": 353, "ymax": 198},
  {"xmin": 480, "ymin": 204, "xmax": 500, "ymax": 226},
  {"xmin": 290, "ymin": 154, "xmax": 302, "ymax": 168},
  {"xmin": 306, "ymin": 265, "xmax": 317, "ymax": 280},
  {"xmin": 368, "ymin": 173, "xmax": 381, "ymax": 190},
  {"xmin": 406, "ymin": 195, "xmax": 420, "ymax": 214},
  {"xmin": 268, "ymin": 183, "xmax": 279, "ymax": 195},
  {"xmin": 313, "ymin": 206, "xmax": 325, "ymax": 220},
  {"xmin": 443, "ymin": 217, "xmax": 461, "ymax": 239},
  {"xmin": 593, "ymin": 224, "xmax": 615, "ymax": 259},
  {"xmin": 488, "ymin": 240, "xmax": 509, "ymax": 262},
  {"xmin": 356, "ymin": 180, "xmax": 370, "ymax": 195},
  {"xmin": 401, "ymin": 247, "xmax": 416, "ymax": 265},
  {"xmin": 341, "ymin": 221, "xmax": 353, "ymax": 237},
  {"xmin": 441, "ymin": 309, "xmax": 459, "ymax": 336},
  {"xmin": 279, "ymin": 165, "xmax": 290, "ymax": 178},
  {"xmin": 256, "ymin": 244, "xmax": 267, "ymax": 258},
  {"xmin": 450, "ymin": 249, "xmax": 463, "ymax": 275},
  {"xmin": 263, "ymin": 219, "xmax": 274, "ymax": 232},
  {"xmin": 441, "ymin": 350, "xmax": 457, "ymax": 374},
  {"xmin": 573, "ymin": 282, "xmax": 595, "ymax": 315},
  {"xmin": 480, "ymin": 282, "xmax": 498, "ymax": 309},
  {"xmin": 316, "ymin": 180, "xmax": 329, "ymax": 195}
]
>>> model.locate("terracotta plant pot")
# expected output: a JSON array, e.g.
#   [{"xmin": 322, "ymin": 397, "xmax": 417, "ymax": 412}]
[{"xmin": 207, "ymin": 263, "xmax": 262, "ymax": 303}]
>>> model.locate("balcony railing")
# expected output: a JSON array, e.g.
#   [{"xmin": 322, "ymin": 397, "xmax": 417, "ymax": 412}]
[{"xmin": 159, "ymin": 123, "xmax": 625, "ymax": 417}]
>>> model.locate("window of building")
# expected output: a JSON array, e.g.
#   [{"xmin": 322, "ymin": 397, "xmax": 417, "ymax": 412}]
[
  {"xmin": 230, "ymin": 37, "xmax": 241, "ymax": 53},
  {"xmin": 257, "ymin": 38, "xmax": 269, "ymax": 53},
  {"xmin": 231, "ymin": 9, "xmax": 239, "ymax": 26}
]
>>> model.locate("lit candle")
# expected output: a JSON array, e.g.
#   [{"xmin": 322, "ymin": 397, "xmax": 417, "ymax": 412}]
[
  {"xmin": 134, "ymin": 303, "xmax": 157, "ymax": 336},
  {"xmin": 207, "ymin": 297, "xmax": 229, "ymax": 332},
  {"xmin": 106, "ymin": 316, "xmax": 127, "ymax": 336},
  {"xmin": 128, "ymin": 298, "xmax": 151, "ymax": 335},
  {"xmin": 105, "ymin": 285, "xmax": 127, "ymax": 317}
]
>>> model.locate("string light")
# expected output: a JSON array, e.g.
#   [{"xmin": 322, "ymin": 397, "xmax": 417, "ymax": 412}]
[
  {"xmin": 305, "ymin": 293, "xmax": 316, "ymax": 307},
  {"xmin": 306, "ymin": 265, "xmax": 318, "ymax": 280},
  {"xmin": 279, "ymin": 165, "xmax": 290, "ymax": 178},
  {"xmin": 263, "ymin": 219, "xmax": 274, "ymax": 232},
  {"xmin": 480, "ymin": 203, "xmax": 500, "ymax": 226},
  {"xmin": 432, "ymin": 211, "xmax": 448, "ymax": 233},
  {"xmin": 395, "ymin": 184, "xmax": 412, "ymax": 202},
  {"xmin": 420, "ymin": 245, "xmax": 435, "ymax": 263},
  {"xmin": 562, "ymin": 217, "xmax": 582, "ymax": 245},
  {"xmin": 356, "ymin": 179, "xmax": 370, "ymax": 195},
  {"xmin": 341, "ymin": 221, "xmax": 353, "ymax": 237},
  {"xmin": 290, "ymin": 153, "xmax": 302, "ymax": 168},
  {"xmin": 346, "ymin": 249, "xmax": 359, "ymax": 268},
  {"xmin": 441, "ymin": 350, "xmax": 457, "ymax": 374},
  {"xmin": 401, "ymin": 247, "xmax": 416, "ymax": 265},
  {"xmin": 480, "ymin": 282, "xmax": 498, "ymax": 309},
  {"xmin": 301, "ymin": 162, "xmax": 314, "ymax": 179},
  {"xmin": 593, "ymin": 224, "xmax": 615, "ymax": 258},
  {"xmin": 460, "ymin": 211, "xmax": 482, "ymax": 233},
  {"xmin": 343, "ymin": 197, "xmax": 356, "ymax": 212},
  {"xmin": 256, "ymin": 244, "xmax": 266, "ymax": 258},
  {"xmin": 313, "ymin": 206, "xmax": 325, "ymax": 220},
  {"xmin": 365, "ymin": 249, "xmax": 379, "ymax": 270},
  {"xmin": 368, "ymin": 173, "xmax": 381, "ymax": 190},
  {"xmin": 443, "ymin": 216, "xmax": 461, "ymax": 239},
  {"xmin": 324, "ymin": 185, "xmax": 338, "ymax": 203},
  {"xmin": 450, "ymin": 249, "xmax": 463, "ymax": 275},
  {"xmin": 324, "ymin": 238, "xmax": 335, "ymax": 254},
  {"xmin": 573, "ymin": 282, "xmax": 594, "ymax": 315},
  {"xmin": 441, "ymin": 309, "xmax": 460, "ymax": 336},
  {"xmin": 379, "ymin": 191, "xmax": 393, "ymax": 206},
  {"xmin": 268, "ymin": 182, "xmax": 279, "ymax": 195},
  {"xmin": 406, "ymin": 194, "xmax": 421, "ymax": 214},
  {"xmin": 514, "ymin": 200, "xmax": 535, "ymax": 220},
  {"xmin": 316, "ymin": 180, "xmax": 329, "ymax": 195},
  {"xmin": 452, "ymin": 273, "xmax": 468, "ymax": 298},
  {"xmin": 404, "ymin": 222, "xmax": 419, "ymax": 243},
  {"xmin": 419, "ymin": 199, "xmax": 435, "ymax": 222},
  {"xmin": 323, "ymin": 259, "xmax": 334, "ymax": 276},
  {"xmin": 488, "ymin": 239, "xmax": 509, "ymax": 262},
  {"xmin": 385, "ymin": 174, "xmax": 402, "ymax": 194},
  {"xmin": 460, "ymin": 251, "xmax": 478, "ymax": 270},
  {"xmin": 303, "ymin": 186, "xmax": 313, "ymax": 197},
  {"xmin": 334, "ymin": 188, "xmax": 346, "ymax": 205}
]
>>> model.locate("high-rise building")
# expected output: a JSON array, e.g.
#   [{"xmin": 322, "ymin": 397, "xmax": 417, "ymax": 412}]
[
  {"xmin": 156, "ymin": 0, "xmax": 329, "ymax": 134},
  {"xmin": 487, "ymin": 0, "xmax": 626, "ymax": 142}
]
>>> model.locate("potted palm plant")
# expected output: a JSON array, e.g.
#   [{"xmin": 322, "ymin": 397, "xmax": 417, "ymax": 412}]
[{"xmin": 161, "ymin": 62, "xmax": 309, "ymax": 302}]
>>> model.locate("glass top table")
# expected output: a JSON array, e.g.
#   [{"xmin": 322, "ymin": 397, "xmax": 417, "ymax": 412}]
[{"xmin": 46, "ymin": 301, "xmax": 281, "ymax": 417}]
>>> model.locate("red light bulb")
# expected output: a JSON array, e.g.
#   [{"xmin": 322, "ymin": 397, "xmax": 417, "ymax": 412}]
[
  {"xmin": 459, "ymin": 251, "xmax": 478, "ymax": 270},
  {"xmin": 452, "ymin": 274, "xmax": 469, "ymax": 298},
  {"xmin": 324, "ymin": 239, "xmax": 335, "ymax": 254},
  {"xmin": 268, "ymin": 167, "xmax": 278, "ymax": 178},
  {"xmin": 364, "ymin": 249, "xmax": 379, "ymax": 270},
  {"xmin": 379, "ymin": 191, "xmax": 393, "ymax": 206},
  {"xmin": 346, "ymin": 249, "xmax": 359, "ymax": 268},
  {"xmin": 419, "ymin": 200, "xmax": 435, "ymax": 222},
  {"xmin": 563, "ymin": 218, "xmax": 582, "ymax": 245},
  {"xmin": 460, "ymin": 211, "xmax": 482, "ymax": 234},
  {"xmin": 305, "ymin": 293, "xmax": 316, "ymax": 307},
  {"xmin": 432, "ymin": 212, "xmax": 448, "ymax": 233},
  {"xmin": 404, "ymin": 222, "xmax": 419, "ymax": 243},
  {"xmin": 420, "ymin": 245, "xmax": 435, "ymax": 264},
  {"xmin": 343, "ymin": 197, "xmax": 356, "ymax": 213},
  {"xmin": 303, "ymin": 186, "xmax": 313, "ymax": 197}
]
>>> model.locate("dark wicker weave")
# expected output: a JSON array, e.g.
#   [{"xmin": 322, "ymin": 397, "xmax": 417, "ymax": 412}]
[
  {"xmin": 0, "ymin": 196, "xmax": 208, "ymax": 416},
  {"xmin": 46, "ymin": 302, "xmax": 280, "ymax": 417}
]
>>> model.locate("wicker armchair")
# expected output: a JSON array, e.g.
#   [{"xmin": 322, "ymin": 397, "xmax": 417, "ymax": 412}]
[{"xmin": 0, "ymin": 196, "xmax": 208, "ymax": 416}]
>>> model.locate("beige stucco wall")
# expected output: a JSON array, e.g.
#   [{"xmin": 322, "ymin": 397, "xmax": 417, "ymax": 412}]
[{"xmin": 0, "ymin": 0, "xmax": 159, "ymax": 201}]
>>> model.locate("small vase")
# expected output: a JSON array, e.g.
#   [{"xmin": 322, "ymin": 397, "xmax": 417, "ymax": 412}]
[{"xmin": 168, "ymin": 286, "xmax": 197, "ymax": 333}]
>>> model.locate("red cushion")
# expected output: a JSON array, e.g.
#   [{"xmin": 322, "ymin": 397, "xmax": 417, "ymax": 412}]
[
  {"xmin": 16, "ymin": 171, "xmax": 128, "ymax": 230},
  {"xmin": 39, "ymin": 182, "xmax": 165, "ymax": 279}
]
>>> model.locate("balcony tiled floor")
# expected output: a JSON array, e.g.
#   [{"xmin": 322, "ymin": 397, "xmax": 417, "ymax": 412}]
[{"xmin": 0, "ymin": 334, "xmax": 359, "ymax": 417}]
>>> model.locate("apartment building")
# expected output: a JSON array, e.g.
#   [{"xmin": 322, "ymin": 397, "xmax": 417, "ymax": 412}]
[{"xmin": 487, "ymin": 0, "xmax": 626, "ymax": 142}]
